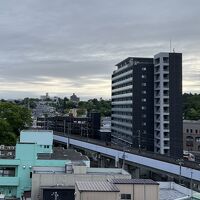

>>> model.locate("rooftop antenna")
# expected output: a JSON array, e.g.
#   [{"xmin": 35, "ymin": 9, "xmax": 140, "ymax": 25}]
[
  {"xmin": 173, "ymin": 48, "xmax": 175, "ymax": 53},
  {"xmin": 170, "ymin": 39, "xmax": 172, "ymax": 53}
]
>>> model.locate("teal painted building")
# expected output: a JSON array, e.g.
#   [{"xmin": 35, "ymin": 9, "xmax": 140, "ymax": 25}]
[{"xmin": 0, "ymin": 130, "xmax": 89, "ymax": 199}]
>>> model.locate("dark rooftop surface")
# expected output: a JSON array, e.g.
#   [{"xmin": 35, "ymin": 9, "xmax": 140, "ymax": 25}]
[
  {"xmin": 37, "ymin": 148, "xmax": 89, "ymax": 161},
  {"xmin": 115, "ymin": 57, "xmax": 153, "ymax": 67},
  {"xmin": 112, "ymin": 179, "xmax": 159, "ymax": 185}
]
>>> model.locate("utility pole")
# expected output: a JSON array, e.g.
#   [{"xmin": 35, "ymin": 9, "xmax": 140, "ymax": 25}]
[
  {"xmin": 177, "ymin": 158, "xmax": 184, "ymax": 184},
  {"xmin": 67, "ymin": 118, "xmax": 71, "ymax": 149},
  {"xmin": 80, "ymin": 120, "xmax": 82, "ymax": 137},
  {"xmin": 64, "ymin": 119, "xmax": 66, "ymax": 136},
  {"xmin": 115, "ymin": 155, "xmax": 119, "ymax": 168},
  {"xmin": 86, "ymin": 117, "xmax": 89, "ymax": 141},
  {"xmin": 190, "ymin": 170, "xmax": 193, "ymax": 198},
  {"xmin": 122, "ymin": 150, "xmax": 126, "ymax": 169}
]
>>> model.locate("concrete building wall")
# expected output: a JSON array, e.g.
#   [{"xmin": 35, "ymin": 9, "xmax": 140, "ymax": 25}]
[
  {"xmin": 31, "ymin": 173, "xmax": 130, "ymax": 200},
  {"xmin": 115, "ymin": 183, "xmax": 159, "ymax": 200},
  {"xmin": 134, "ymin": 184, "xmax": 159, "ymax": 200},
  {"xmin": 20, "ymin": 130, "xmax": 53, "ymax": 146},
  {"xmin": 0, "ymin": 187, "xmax": 17, "ymax": 198},
  {"xmin": 183, "ymin": 120, "xmax": 200, "ymax": 151},
  {"xmin": 144, "ymin": 185, "xmax": 159, "ymax": 200},
  {"xmin": 115, "ymin": 184, "xmax": 133, "ymax": 200},
  {"xmin": 77, "ymin": 191, "xmax": 118, "ymax": 200},
  {"xmin": 154, "ymin": 52, "xmax": 182, "ymax": 158},
  {"xmin": 75, "ymin": 187, "xmax": 81, "ymax": 200}
]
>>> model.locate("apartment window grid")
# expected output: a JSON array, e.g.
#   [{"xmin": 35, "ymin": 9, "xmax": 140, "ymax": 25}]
[{"xmin": 154, "ymin": 53, "xmax": 172, "ymax": 155}]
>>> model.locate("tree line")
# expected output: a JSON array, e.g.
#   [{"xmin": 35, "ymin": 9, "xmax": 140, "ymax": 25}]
[
  {"xmin": 0, "ymin": 93, "xmax": 199, "ymax": 145},
  {"xmin": 183, "ymin": 93, "xmax": 200, "ymax": 120},
  {"xmin": 0, "ymin": 102, "xmax": 32, "ymax": 145}
]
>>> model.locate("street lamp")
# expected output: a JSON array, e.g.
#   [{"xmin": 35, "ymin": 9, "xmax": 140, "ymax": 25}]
[
  {"xmin": 122, "ymin": 151, "xmax": 126, "ymax": 169},
  {"xmin": 67, "ymin": 118, "xmax": 72, "ymax": 149},
  {"xmin": 176, "ymin": 158, "xmax": 184, "ymax": 184}
]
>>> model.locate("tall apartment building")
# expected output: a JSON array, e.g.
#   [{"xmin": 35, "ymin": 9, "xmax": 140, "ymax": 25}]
[
  {"xmin": 111, "ymin": 57, "xmax": 154, "ymax": 151},
  {"xmin": 154, "ymin": 52, "xmax": 182, "ymax": 158},
  {"xmin": 111, "ymin": 52, "xmax": 183, "ymax": 158}
]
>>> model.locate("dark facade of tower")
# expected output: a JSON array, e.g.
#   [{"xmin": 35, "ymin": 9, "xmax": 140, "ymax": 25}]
[
  {"xmin": 111, "ymin": 57, "xmax": 154, "ymax": 151},
  {"xmin": 112, "ymin": 52, "xmax": 183, "ymax": 158}
]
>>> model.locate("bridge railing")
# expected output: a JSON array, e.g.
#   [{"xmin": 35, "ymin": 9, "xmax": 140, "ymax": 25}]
[{"xmin": 54, "ymin": 131, "xmax": 200, "ymax": 171}]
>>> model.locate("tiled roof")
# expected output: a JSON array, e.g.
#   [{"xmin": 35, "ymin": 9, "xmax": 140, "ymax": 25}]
[
  {"xmin": 112, "ymin": 179, "xmax": 159, "ymax": 185},
  {"xmin": 76, "ymin": 181, "xmax": 120, "ymax": 192}
]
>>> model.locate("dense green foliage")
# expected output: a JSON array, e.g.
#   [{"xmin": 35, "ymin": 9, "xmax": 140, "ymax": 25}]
[
  {"xmin": 183, "ymin": 93, "xmax": 200, "ymax": 120},
  {"xmin": 0, "ymin": 102, "xmax": 32, "ymax": 145},
  {"xmin": 58, "ymin": 98, "xmax": 111, "ymax": 116},
  {"xmin": 52, "ymin": 97, "xmax": 111, "ymax": 116},
  {"xmin": 0, "ymin": 92, "xmax": 198, "ymax": 145},
  {"xmin": 78, "ymin": 98, "xmax": 111, "ymax": 116}
]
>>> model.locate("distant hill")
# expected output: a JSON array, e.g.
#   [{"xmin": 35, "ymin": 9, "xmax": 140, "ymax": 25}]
[{"xmin": 183, "ymin": 93, "xmax": 200, "ymax": 120}]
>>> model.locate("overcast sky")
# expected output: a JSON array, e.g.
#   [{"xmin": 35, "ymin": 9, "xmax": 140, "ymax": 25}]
[{"xmin": 0, "ymin": 0, "xmax": 200, "ymax": 100}]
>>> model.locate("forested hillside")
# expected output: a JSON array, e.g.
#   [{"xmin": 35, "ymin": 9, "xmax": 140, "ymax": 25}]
[{"xmin": 183, "ymin": 93, "xmax": 200, "ymax": 120}]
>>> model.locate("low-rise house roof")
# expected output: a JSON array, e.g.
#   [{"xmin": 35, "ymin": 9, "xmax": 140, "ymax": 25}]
[{"xmin": 76, "ymin": 181, "xmax": 120, "ymax": 192}]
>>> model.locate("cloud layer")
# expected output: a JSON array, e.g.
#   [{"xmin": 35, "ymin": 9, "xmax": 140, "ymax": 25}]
[{"xmin": 0, "ymin": 0, "xmax": 200, "ymax": 99}]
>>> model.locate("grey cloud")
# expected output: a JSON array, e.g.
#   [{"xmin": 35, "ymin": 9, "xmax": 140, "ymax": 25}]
[
  {"xmin": 0, "ymin": 0, "xmax": 200, "ymax": 99},
  {"xmin": 0, "ymin": 60, "xmax": 114, "ymax": 81}
]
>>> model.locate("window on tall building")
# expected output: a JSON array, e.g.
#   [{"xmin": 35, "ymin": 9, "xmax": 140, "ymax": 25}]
[
  {"xmin": 142, "ymin": 122, "xmax": 146, "ymax": 126},
  {"xmin": 142, "ymin": 114, "xmax": 147, "ymax": 118},
  {"xmin": 142, "ymin": 98, "xmax": 146, "ymax": 102},
  {"xmin": 141, "ymin": 74, "xmax": 146, "ymax": 79},
  {"xmin": 163, "ymin": 57, "xmax": 169, "ymax": 63},
  {"xmin": 196, "ymin": 137, "xmax": 200, "ymax": 142},
  {"xmin": 142, "ymin": 67, "xmax": 146, "ymax": 71},
  {"xmin": 163, "ymin": 65, "xmax": 169, "ymax": 71},
  {"xmin": 155, "ymin": 58, "xmax": 160, "ymax": 65},
  {"xmin": 142, "ymin": 82, "xmax": 147, "ymax": 86},
  {"xmin": 141, "ymin": 106, "xmax": 146, "ymax": 110},
  {"xmin": 142, "ymin": 90, "xmax": 147, "ymax": 94},
  {"xmin": 186, "ymin": 136, "xmax": 193, "ymax": 147},
  {"xmin": 143, "ymin": 130, "xmax": 147, "ymax": 134}
]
